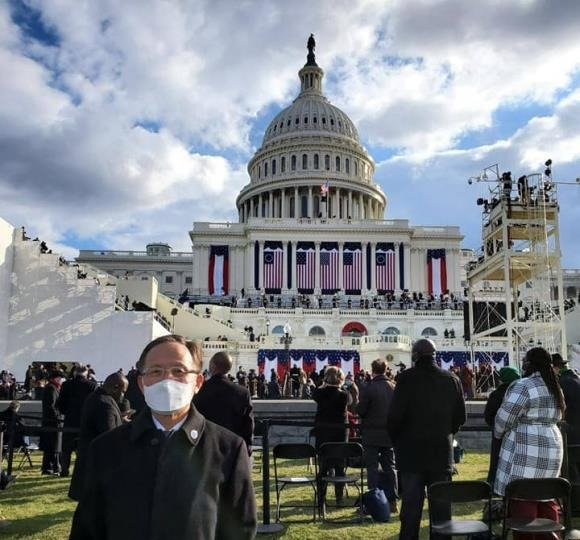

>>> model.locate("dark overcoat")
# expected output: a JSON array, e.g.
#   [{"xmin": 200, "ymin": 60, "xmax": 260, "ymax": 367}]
[
  {"xmin": 560, "ymin": 369, "xmax": 580, "ymax": 444},
  {"xmin": 356, "ymin": 374, "xmax": 395, "ymax": 447},
  {"xmin": 68, "ymin": 387, "xmax": 122, "ymax": 501},
  {"xmin": 483, "ymin": 382, "xmax": 511, "ymax": 486},
  {"xmin": 69, "ymin": 405, "xmax": 257, "ymax": 540},
  {"xmin": 56, "ymin": 376, "xmax": 97, "ymax": 451},
  {"xmin": 39, "ymin": 382, "xmax": 60, "ymax": 452},
  {"xmin": 193, "ymin": 374, "xmax": 254, "ymax": 451},
  {"xmin": 312, "ymin": 385, "xmax": 348, "ymax": 447},
  {"xmin": 387, "ymin": 359, "xmax": 466, "ymax": 473}
]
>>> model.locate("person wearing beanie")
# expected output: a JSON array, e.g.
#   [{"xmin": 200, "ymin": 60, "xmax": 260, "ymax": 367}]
[{"xmin": 484, "ymin": 366, "xmax": 520, "ymax": 489}]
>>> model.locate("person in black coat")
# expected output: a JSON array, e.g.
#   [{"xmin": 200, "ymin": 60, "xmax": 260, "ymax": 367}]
[
  {"xmin": 387, "ymin": 339, "xmax": 466, "ymax": 540},
  {"xmin": 56, "ymin": 365, "xmax": 97, "ymax": 477},
  {"xmin": 0, "ymin": 400, "xmax": 26, "ymax": 448},
  {"xmin": 69, "ymin": 334, "xmax": 256, "ymax": 540},
  {"xmin": 483, "ymin": 366, "xmax": 520, "ymax": 489},
  {"xmin": 68, "ymin": 372, "xmax": 127, "ymax": 501},
  {"xmin": 193, "ymin": 351, "xmax": 254, "ymax": 454},
  {"xmin": 124, "ymin": 366, "xmax": 146, "ymax": 415},
  {"xmin": 313, "ymin": 366, "xmax": 349, "ymax": 505},
  {"xmin": 40, "ymin": 371, "xmax": 63, "ymax": 475},
  {"xmin": 357, "ymin": 358, "xmax": 397, "ymax": 509}
]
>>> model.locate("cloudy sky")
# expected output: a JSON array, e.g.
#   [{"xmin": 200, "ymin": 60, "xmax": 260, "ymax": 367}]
[{"xmin": 1, "ymin": 0, "xmax": 580, "ymax": 267}]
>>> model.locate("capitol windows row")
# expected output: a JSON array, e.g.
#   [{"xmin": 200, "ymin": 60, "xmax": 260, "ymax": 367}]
[
  {"xmin": 256, "ymin": 154, "xmax": 370, "ymax": 179},
  {"xmin": 268, "ymin": 115, "xmax": 355, "ymax": 138}
]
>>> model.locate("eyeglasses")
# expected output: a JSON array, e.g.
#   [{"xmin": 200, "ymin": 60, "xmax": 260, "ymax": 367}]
[{"xmin": 140, "ymin": 367, "xmax": 199, "ymax": 380}]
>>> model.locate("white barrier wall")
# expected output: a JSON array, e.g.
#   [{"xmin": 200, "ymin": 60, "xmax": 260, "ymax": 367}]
[{"xmin": 0, "ymin": 218, "xmax": 15, "ymax": 362}]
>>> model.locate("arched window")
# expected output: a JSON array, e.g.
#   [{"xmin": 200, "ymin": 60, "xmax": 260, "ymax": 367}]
[
  {"xmin": 336, "ymin": 156, "xmax": 341, "ymax": 171},
  {"xmin": 325, "ymin": 155, "xmax": 330, "ymax": 170},
  {"xmin": 304, "ymin": 116, "xmax": 308, "ymax": 124},
  {"xmin": 322, "ymin": 117, "xmax": 327, "ymax": 125},
  {"xmin": 291, "ymin": 155, "xmax": 297, "ymax": 171},
  {"xmin": 264, "ymin": 162, "xmax": 268, "ymax": 176},
  {"xmin": 258, "ymin": 165, "xmax": 261, "ymax": 179},
  {"xmin": 313, "ymin": 116, "xmax": 318, "ymax": 124},
  {"xmin": 345, "ymin": 158, "xmax": 350, "ymax": 174},
  {"xmin": 272, "ymin": 159, "xmax": 276, "ymax": 175},
  {"xmin": 295, "ymin": 117, "xmax": 299, "ymax": 125},
  {"xmin": 421, "ymin": 327, "xmax": 438, "ymax": 337},
  {"xmin": 272, "ymin": 325, "xmax": 285, "ymax": 335},
  {"xmin": 314, "ymin": 154, "xmax": 319, "ymax": 169},
  {"xmin": 309, "ymin": 326, "xmax": 326, "ymax": 336},
  {"xmin": 383, "ymin": 327, "xmax": 400, "ymax": 335},
  {"xmin": 301, "ymin": 195, "xmax": 308, "ymax": 217},
  {"xmin": 281, "ymin": 156, "xmax": 286, "ymax": 173},
  {"xmin": 302, "ymin": 154, "xmax": 308, "ymax": 170}
]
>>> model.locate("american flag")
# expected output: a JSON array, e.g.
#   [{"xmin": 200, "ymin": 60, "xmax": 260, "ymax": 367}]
[
  {"xmin": 375, "ymin": 248, "xmax": 395, "ymax": 291},
  {"xmin": 320, "ymin": 181, "xmax": 329, "ymax": 196},
  {"xmin": 343, "ymin": 248, "xmax": 362, "ymax": 291},
  {"xmin": 263, "ymin": 247, "xmax": 283, "ymax": 289},
  {"xmin": 296, "ymin": 248, "xmax": 315, "ymax": 290},
  {"xmin": 320, "ymin": 248, "xmax": 338, "ymax": 290}
]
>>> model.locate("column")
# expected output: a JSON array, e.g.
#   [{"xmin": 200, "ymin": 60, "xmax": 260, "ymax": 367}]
[
  {"xmin": 269, "ymin": 191, "xmax": 273, "ymax": 218},
  {"xmin": 333, "ymin": 187, "xmax": 339, "ymax": 218},
  {"xmin": 394, "ymin": 242, "xmax": 400, "ymax": 293},
  {"xmin": 282, "ymin": 241, "xmax": 288, "ymax": 292},
  {"xmin": 244, "ymin": 243, "xmax": 252, "ymax": 293},
  {"xmin": 362, "ymin": 242, "xmax": 368, "ymax": 291},
  {"xmin": 359, "ymin": 193, "xmax": 364, "ymax": 219},
  {"xmin": 291, "ymin": 240, "xmax": 298, "ymax": 292},
  {"xmin": 404, "ymin": 243, "xmax": 411, "ymax": 292},
  {"xmin": 370, "ymin": 242, "xmax": 376, "ymax": 291},
  {"xmin": 314, "ymin": 241, "xmax": 321, "ymax": 291},
  {"xmin": 338, "ymin": 241, "xmax": 344, "ymax": 291},
  {"xmin": 258, "ymin": 240, "xmax": 264, "ymax": 289},
  {"xmin": 348, "ymin": 190, "xmax": 353, "ymax": 219},
  {"xmin": 308, "ymin": 186, "xmax": 313, "ymax": 218},
  {"xmin": 281, "ymin": 189, "xmax": 286, "ymax": 218},
  {"xmin": 294, "ymin": 187, "xmax": 299, "ymax": 218},
  {"xmin": 249, "ymin": 197, "xmax": 254, "ymax": 219},
  {"xmin": 367, "ymin": 197, "xmax": 373, "ymax": 219},
  {"xmin": 258, "ymin": 194, "xmax": 263, "ymax": 217}
]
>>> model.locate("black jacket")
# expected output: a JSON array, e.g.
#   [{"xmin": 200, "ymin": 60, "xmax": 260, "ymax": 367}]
[
  {"xmin": 387, "ymin": 359, "xmax": 466, "ymax": 473},
  {"xmin": 69, "ymin": 388, "xmax": 123, "ymax": 501},
  {"xmin": 40, "ymin": 382, "xmax": 60, "ymax": 452},
  {"xmin": 56, "ymin": 376, "xmax": 98, "ymax": 428},
  {"xmin": 313, "ymin": 385, "xmax": 348, "ymax": 447},
  {"xmin": 69, "ymin": 405, "xmax": 257, "ymax": 540},
  {"xmin": 357, "ymin": 374, "xmax": 395, "ymax": 447},
  {"xmin": 483, "ymin": 382, "xmax": 511, "ymax": 487},
  {"xmin": 560, "ymin": 369, "xmax": 580, "ymax": 444},
  {"xmin": 193, "ymin": 374, "xmax": 254, "ymax": 452}
]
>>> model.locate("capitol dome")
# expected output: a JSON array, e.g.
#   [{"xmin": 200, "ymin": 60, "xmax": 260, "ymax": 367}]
[{"xmin": 236, "ymin": 38, "xmax": 386, "ymax": 223}]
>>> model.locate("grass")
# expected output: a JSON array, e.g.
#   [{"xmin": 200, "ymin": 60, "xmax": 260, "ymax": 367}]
[{"xmin": 0, "ymin": 449, "xmax": 576, "ymax": 539}]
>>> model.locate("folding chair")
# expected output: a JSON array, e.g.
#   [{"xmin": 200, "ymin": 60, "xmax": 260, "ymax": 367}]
[
  {"xmin": 502, "ymin": 477, "xmax": 571, "ymax": 539},
  {"xmin": 318, "ymin": 442, "xmax": 364, "ymax": 522},
  {"xmin": 566, "ymin": 444, "xmax": 580, "ymax": 518},
  {"xmin": 273, "ymin": 443, "xmax": 318, "ymax": 522},
  {"xmin": 428, "ymin": 480, "xmax": 492, "ymax": 538},
  {"xmin": 251, "ymin": 421, "xmax": 264, "ymax": 472}
]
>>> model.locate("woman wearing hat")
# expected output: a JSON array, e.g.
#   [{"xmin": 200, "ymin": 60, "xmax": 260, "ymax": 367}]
[{"xmin": 494, "ymin": 347, "xmax": 566, "ymax": 536}]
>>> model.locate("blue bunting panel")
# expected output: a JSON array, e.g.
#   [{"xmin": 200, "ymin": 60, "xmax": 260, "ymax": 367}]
[
  {"xmin": 436, "ymin": 351, "xmax": 509, "ymax": 369},
  {"xmin": 257, "ymin": 349, "xmax": 361, "ymax": 377}
]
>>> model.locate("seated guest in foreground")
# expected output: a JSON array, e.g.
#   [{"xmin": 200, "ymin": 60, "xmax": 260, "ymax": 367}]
[
  {"xmin": 69, "ymin": 334, "xmax": 257, "ymax": 540},
  {"xmin": 494, "ymin": 347, "xmax": 565, "ymax": 539}
]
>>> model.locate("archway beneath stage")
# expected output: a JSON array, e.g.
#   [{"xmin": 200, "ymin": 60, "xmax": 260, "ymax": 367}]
[{"xmin": 341, "ymin": 321, "xmax": 367, "ymax": 337}]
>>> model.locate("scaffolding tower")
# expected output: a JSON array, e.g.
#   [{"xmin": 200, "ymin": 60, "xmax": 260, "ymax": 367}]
[{"xmin": 466, "ymin": 164, "xmax": 567, "ymax": 369}]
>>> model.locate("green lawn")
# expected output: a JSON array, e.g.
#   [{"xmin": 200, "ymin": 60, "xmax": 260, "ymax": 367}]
[{"xmin": 0, "ymin": 449, "xmax": 573, "ymax": 539}]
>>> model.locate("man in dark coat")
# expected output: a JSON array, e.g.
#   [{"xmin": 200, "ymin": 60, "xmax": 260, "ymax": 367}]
[
  {"xmin": 193, "ymin": 351, "xmax": 254, "ymax": 454},
  {"xmin": 40, "ymin": 371, "xmax": 63, "ymax": 475},
  {"xmin": 387, "ymin": 339, "xmax": 466, "ymax": 540},
  {"xmin": 357, "ymin": 358, "xmax": 397, "ymax": 512},
  {"xmin": 56, "ymin": 365, "xmax": 97, "ymax": 477},
  {"xmin": 69, "ymin": 335, "xmax": 256, "ymax": 540},
  {"xmin": 68, "ymin": 371, "xmax": 127, "ymax": 501}
]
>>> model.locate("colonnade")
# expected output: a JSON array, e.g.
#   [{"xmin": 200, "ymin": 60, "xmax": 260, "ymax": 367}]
[{"xmin": 238, "ymin": 186, "xmax": 384, "ymax": 222}]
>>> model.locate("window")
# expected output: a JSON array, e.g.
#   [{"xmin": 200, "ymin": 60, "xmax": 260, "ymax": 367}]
[
  {"xmin": 165, "ymin": 276, "xmax": 173, "ymax": 284},
  {"xmin": 264, "ymin": 162, "xmax": 268, "ymax": 176},
  {"xmin": 345, "ymin": 158, "xmax": 350, "ymax": 174},
  {"xmin": 304, "ymin": 116, "xmax": 308, "ymax": 124},
  {"xmin": 258, "ymin": 166, "xmax": 261, "ymax": 179},
  {"xmin": 313, "ymin": 116, "xmax": 317, "ymax": 124},
  {"xmin": 287, "ymin": 119, "xmax": 291, "ymax": 127},
  {"xmin": 322, "ymin": 117, "xmax": 326, "ymax": 124},
  {"xmin": 336, "ymin": 156, "xmax": 341, "ymax": 171},
  {"xmin": 281, "ymin": 156, "xmax": 286, "ymax": 173},
  {"xmin": 354, "ymin": 161, "xmax": 358, "ymax": 176},
  {"xmin": 289, "ymin": 196, "xmax": 295, "ymax": 218},
  {"xmin": 314, "ymin": 154, "xmax": 319, "ymax": 169},
  {"xmin": 309, "ymin": 326, "xmax": 326, "ymax": 336},
  {"xmin": 291, "ymin": 155, "xmax": 297, "ymax": 171},
  {"xmin": 301, "ymin": 195, "xmax": 308, "ymax": 217},
  {"xmin": 273, "ymin": 124, "xmax": 277, "ymax": 132},
  {"xmin": 325, "ymin": 154, "xmax": 330, "ymax": 170},
  {"xmin": 185, "ymin": 277, "xmax": 192, "ymax": 284},
  {"xmin": 302, "ymin": 154, "xmax": 308, "ymax": 169},
  {"xmin": 421, "ymin": 327, "xmax": 438, "ymax": 337},
  {"xmin": 383, "ymin": 327, "xmax": 400, "ymax": 335},
  {"xmin": 272, "ymin": 159, "xmax": 276, "ymax": 175},
  {"xmin": 330, "ymin": 118, "xmax": 335, "ymax": 126},
  {"xmin": 272, "ymin": 325, "xmax": 285, "ymax": 334},
  {"xmin": 295, "ymin": 117, "xmax": 299, "ymax": 125}
]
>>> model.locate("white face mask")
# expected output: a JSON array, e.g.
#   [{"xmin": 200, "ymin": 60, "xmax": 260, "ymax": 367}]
[{"xmin": 143, "ymin": 379, "xmax": 195, "ymax": 415}]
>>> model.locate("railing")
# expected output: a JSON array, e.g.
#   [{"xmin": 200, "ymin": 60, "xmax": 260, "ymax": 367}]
[{"xmin": 78, "ymin": 250, "xmax": 192, "ymax": 258}]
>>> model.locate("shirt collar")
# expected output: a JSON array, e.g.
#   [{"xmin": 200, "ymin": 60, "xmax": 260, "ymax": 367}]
[{"xmin": 151, "ymin": 414, "xmax": 187, "ymax": 433}]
